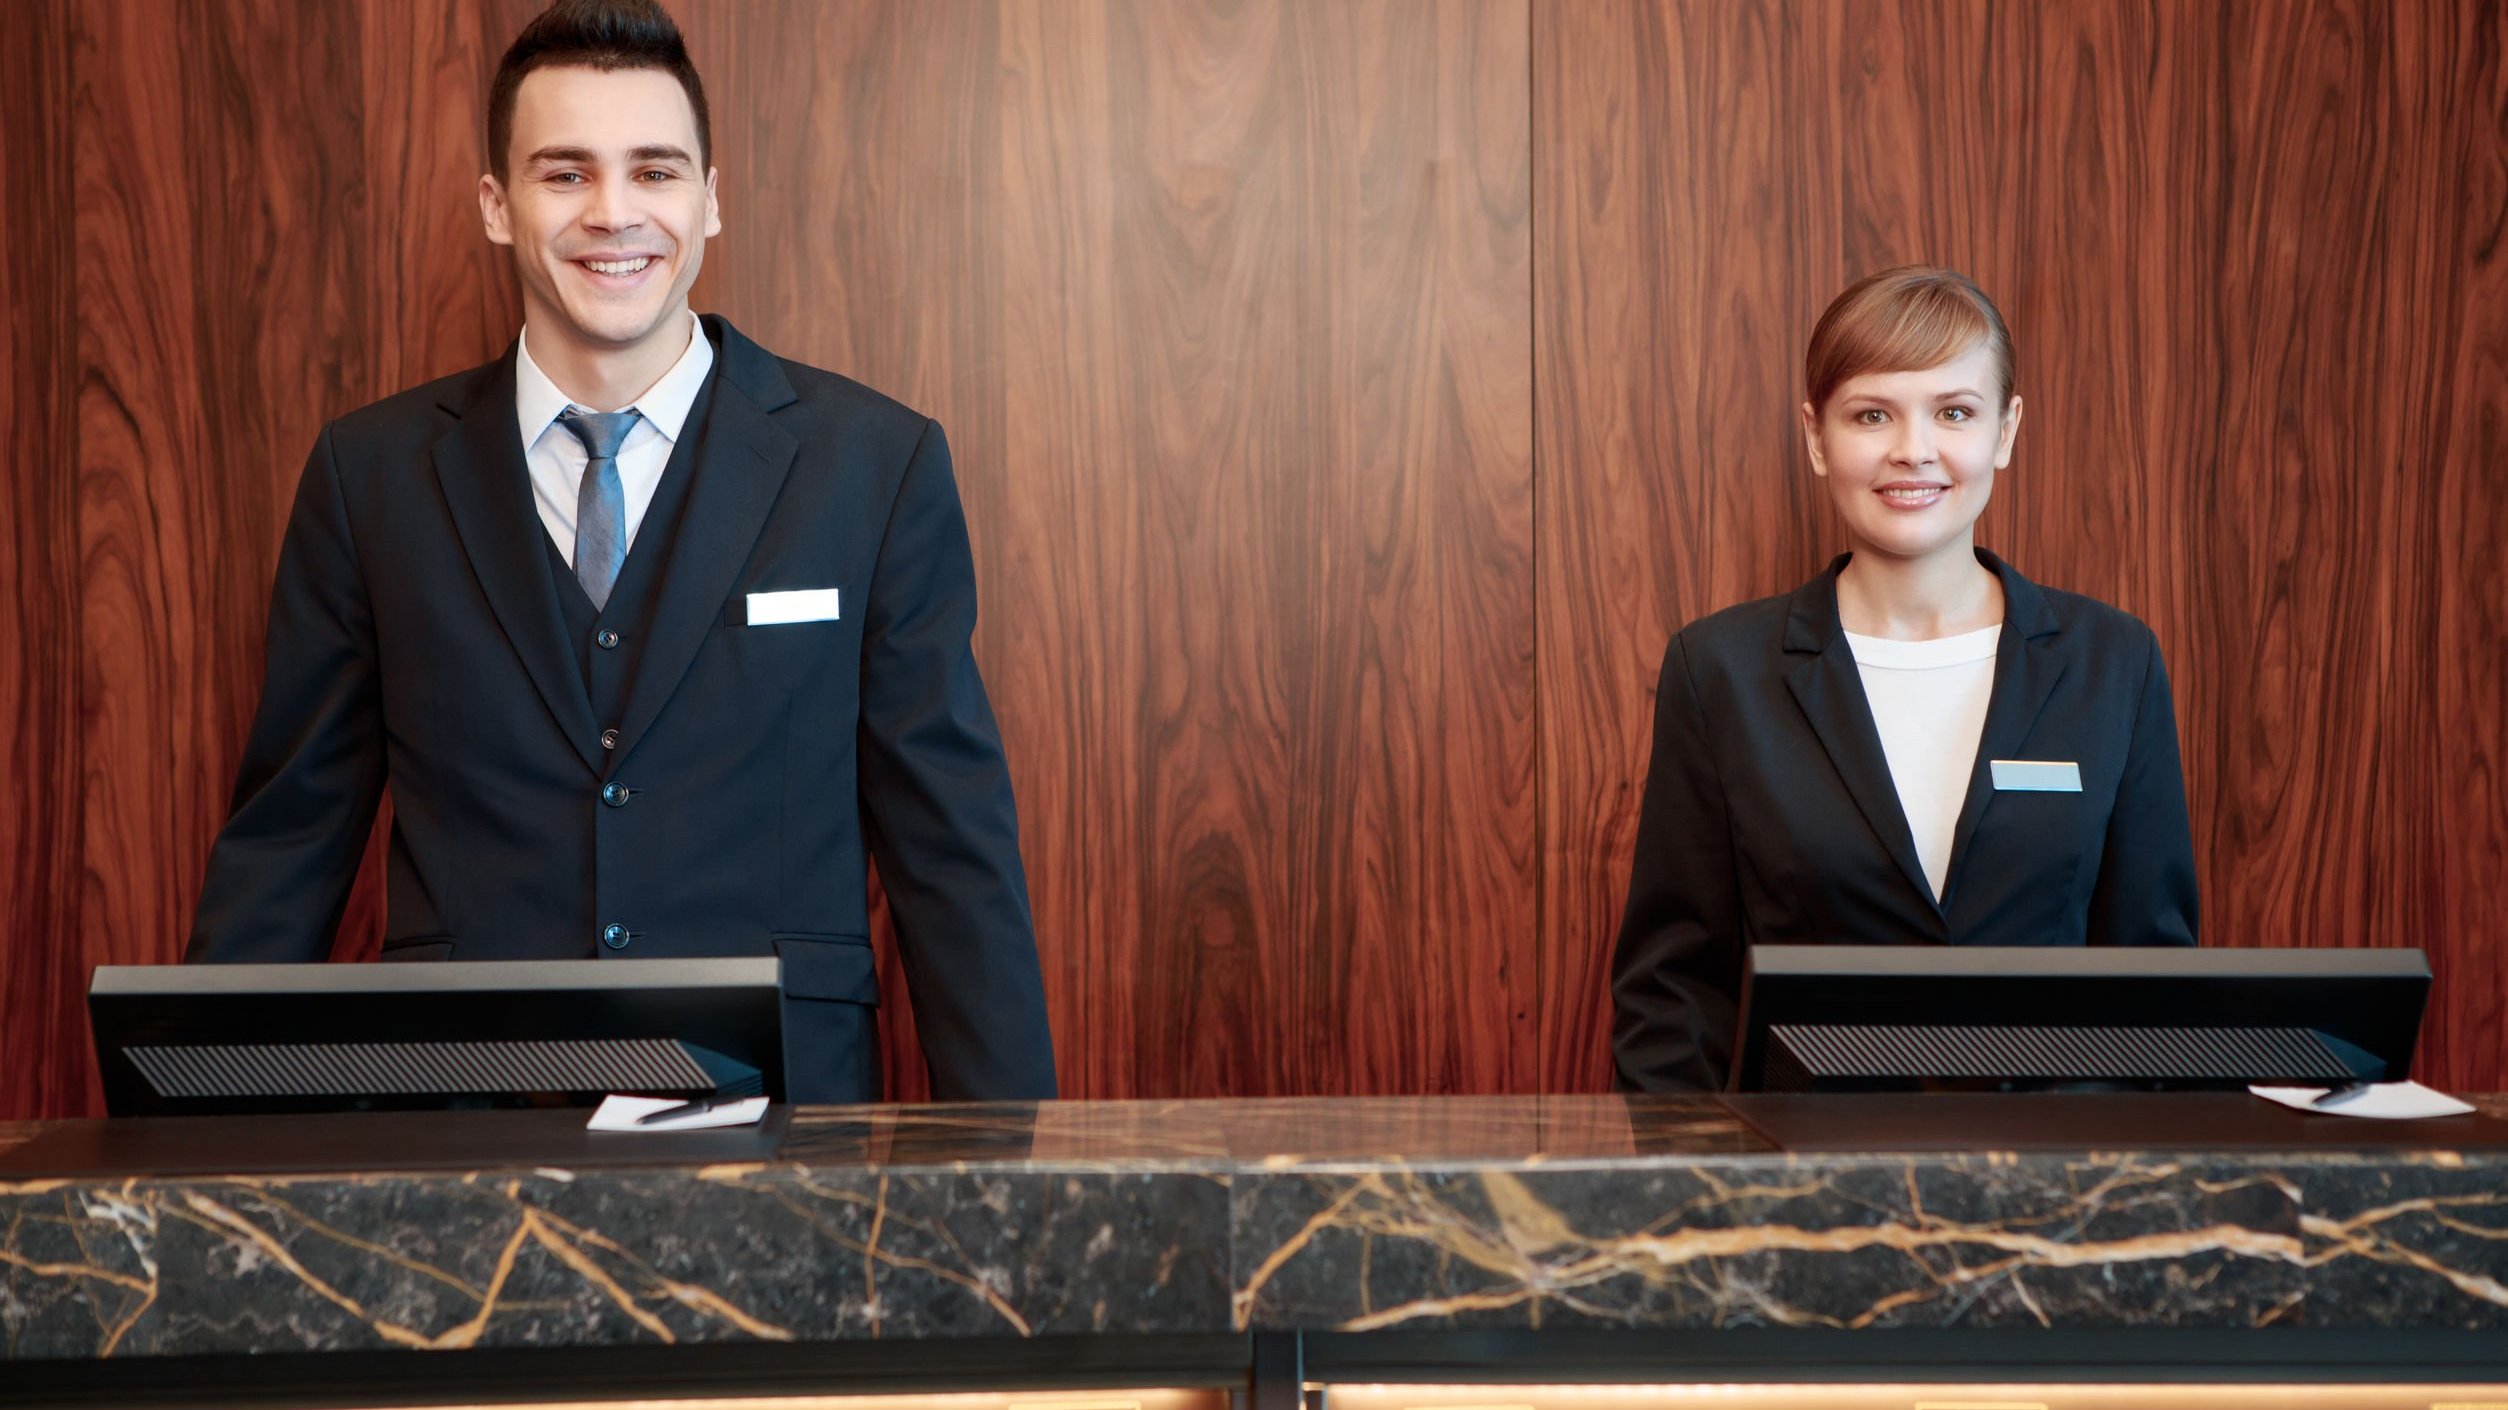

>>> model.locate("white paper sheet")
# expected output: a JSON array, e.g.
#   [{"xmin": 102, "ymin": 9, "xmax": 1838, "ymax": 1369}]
[
  {"xmin": 2249, "ymin": 1081, "xmax": 2475, "ymax": 1120},
  {"xmin": 586, "ymin": 1094, "xmax": 771, "ymax": 1131}
]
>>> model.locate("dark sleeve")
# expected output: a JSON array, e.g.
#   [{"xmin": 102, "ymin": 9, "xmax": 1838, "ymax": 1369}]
[
  {"xmin": 855, "ymin": 419, "xmax": 1058, "ymax": 1100},
  {"xmin": 185, "ymin": 426, "xmax": 385, "ymax": 963},
  {"xmin": 1610, "ymin": 633, "xmax": 1748, "ymax": 1091},
  {"xmin": 2084, "ymin": 630, "xmax": 2200, "ymax": 947}
]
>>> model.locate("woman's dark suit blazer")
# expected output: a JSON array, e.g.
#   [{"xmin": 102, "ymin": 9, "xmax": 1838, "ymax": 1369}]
[{"xmin": 1611, "ymin": 550, "xmax": 2200, "ymax": 1092}]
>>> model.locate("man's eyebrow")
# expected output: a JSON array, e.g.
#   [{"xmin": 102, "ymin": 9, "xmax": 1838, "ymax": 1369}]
[{"xmin": 519, "ymin": 144, "xmax": 695, "ymax": 170}]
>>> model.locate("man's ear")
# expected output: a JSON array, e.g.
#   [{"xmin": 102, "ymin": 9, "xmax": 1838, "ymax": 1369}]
[
  {"xmin": 704, "ymin": 167, "xmax": 722, "ymax": 239},
  {"xmin": 480, "ymin": 172, "xmax": 514, "ymax": 246},
  {"xmin": 1799, "ymin": 400, "xmax": 1829, "ymax": 478}
]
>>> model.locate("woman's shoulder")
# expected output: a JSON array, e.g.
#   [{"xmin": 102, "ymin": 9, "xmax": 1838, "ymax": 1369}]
[
  {"xmin": 2029, "ymin": 580, "xmax": 2164, "ymax": 656},
  {"xmin": 1671, "ymin": 590, "xmax": 1795, "ymax": 654},
  {"xmin": 1982, "ymin": 550, "xmax": 2161, "ymax": 659},
  {"xmin": 1658, "ymin": 590, "xmax": 1798, "ymax": 692}
]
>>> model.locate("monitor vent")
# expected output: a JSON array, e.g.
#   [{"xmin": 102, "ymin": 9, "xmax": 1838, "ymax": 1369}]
[
  {"xmin": 1768, "ymin": 1024, "xmax": 2359, "ymax": 1083},
  {"xmin": 124, "ymin": 1039, "xmax": 717, "ymax": 1100}
]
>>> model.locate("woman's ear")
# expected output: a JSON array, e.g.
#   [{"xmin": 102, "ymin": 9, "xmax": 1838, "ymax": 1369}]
[
  {"xmin": 1994, "ymin": 394, "xmax": 2024, "ymax": 470},
  {"xmin": 1799, "ymin": 400, "xmax": 1829, "ymax": 478}
]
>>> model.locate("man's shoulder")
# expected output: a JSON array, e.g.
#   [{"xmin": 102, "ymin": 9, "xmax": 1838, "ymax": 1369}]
[
  {"xmin": 770, "ymin": 354, "xmax": 927, "ymax": 426},
  {"xmin": 323, "ymin": 358, "xmax": 502, "ymax": 448},
  {"xmin": 703, "ymin": 324, "xmax": 951, "ymax": 479},
  {"xmin": 727, "ymin": 335, "xmax": 936, "ymax": 457}
]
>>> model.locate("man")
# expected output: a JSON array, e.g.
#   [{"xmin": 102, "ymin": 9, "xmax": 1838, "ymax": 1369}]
[{"xmin": 185, "ymin": 0, "xmax": 1056, "ymax": 1104}]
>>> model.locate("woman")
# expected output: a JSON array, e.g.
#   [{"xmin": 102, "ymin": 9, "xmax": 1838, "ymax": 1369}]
[{"xmin": 1610, "ymin": 266, "xmax": 2199, "ymax": 1092}]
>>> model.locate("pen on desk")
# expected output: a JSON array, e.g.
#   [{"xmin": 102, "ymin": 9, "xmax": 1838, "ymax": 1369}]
[
  {"xmin": 2311, "ymin": 1082, "xmax": 2375, "ymax": 1109},
  {"xmin": 634, "ymin": 1098, "xmax": 716, "ymax": 1127}
]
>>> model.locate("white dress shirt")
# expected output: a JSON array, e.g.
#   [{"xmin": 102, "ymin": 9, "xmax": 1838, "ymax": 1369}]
[
  {"xmin": 1845, "ymin": 623, "xmax": 2002, "ymax": 901},
  {"xmin": 514, "ymin": 309, "xmax": 717, "ymax": 567}
]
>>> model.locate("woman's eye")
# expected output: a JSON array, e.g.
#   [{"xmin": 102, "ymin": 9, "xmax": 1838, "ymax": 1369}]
[
  {"xmin": 1941, "ymin": 407, "xmax": 1972, "ymax": 423},
  {"xmin": 1855, "ymin": 409, "xmax": 1887, "ymax": 426}
]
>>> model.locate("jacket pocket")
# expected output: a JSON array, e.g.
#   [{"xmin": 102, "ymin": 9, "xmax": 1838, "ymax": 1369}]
[
  {"xmin": 379, "ymin": 936, "xmax": 455, "ymax": 963},
  {"xmin": 773, "ymin": 934, "xmax": 879, "ymax": 1005}
]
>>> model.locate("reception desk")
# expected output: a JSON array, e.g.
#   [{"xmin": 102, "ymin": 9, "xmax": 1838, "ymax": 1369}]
[{"xmin": 6, "ymin": 1094, "xmax": 2508, "ymax": 1407}]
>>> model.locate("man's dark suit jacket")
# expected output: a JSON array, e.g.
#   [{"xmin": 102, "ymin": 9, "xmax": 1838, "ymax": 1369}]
[
  {"xmin": 1611, "ymin": 550, "xmax": 2199, "ymax": 1092},
  {"xmin": 187, "ymin": 315, "xmax": 1056, "ymax": 1104}
]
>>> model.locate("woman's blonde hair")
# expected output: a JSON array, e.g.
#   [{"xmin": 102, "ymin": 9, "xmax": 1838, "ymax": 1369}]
[{"xmin": 1805, "ymin": 266, "xmax": 2014, "ymax": 412}]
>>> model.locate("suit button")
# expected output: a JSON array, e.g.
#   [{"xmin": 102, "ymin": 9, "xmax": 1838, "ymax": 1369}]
[
  {"xmin": 595, "ymin": 629, "xmax": 621, "ymax": 649},
  {"xmin": 600, "ymin": 728, "xmax": 620, "ymax": 750},
  {"xmin": 601, "ymin": 923, "xmax": 630, "ymax": 950},
  {"xmin": 601, "ymin": 781, "xmax": 630, "ymax": 806}
]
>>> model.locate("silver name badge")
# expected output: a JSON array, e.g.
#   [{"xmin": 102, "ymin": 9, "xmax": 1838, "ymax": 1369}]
[{"xmin": 1990, "ymin": 759, "xmax": 2082, "ymax": 793}]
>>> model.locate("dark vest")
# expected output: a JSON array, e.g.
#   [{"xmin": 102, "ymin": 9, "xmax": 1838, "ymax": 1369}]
[{"xmin": 545, "ymin": 368, "xmax": 722, "ymax": 724}]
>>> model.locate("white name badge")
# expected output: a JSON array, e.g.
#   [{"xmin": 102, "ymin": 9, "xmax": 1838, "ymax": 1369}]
[
  {"xmin": 1990, "ymin": 759, "xmax": 2082, "ymax": 793},
  {"xmin": 746, "ymin": 588, "xmax": 842, "ymax": 626}
]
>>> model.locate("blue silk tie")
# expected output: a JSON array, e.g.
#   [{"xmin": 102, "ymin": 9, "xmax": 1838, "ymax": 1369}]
[{"xmin": 558, "ymin": 408, "xmax": 639, "ymax": 610}]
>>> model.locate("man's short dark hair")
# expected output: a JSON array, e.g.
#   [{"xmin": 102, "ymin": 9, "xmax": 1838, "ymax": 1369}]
[{"xmin": 487, "ymin": 0, "xmax": 712, "ymax": 181}]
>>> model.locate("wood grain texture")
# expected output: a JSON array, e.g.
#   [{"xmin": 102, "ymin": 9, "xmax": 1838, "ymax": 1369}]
[
  {"xmin": 69, "ymin": 0, "xmax": 350, "ymax": 1107},
  {"xmin": 76, "ymin": 0, "xmax": 343, "ymax": 1036},
  {"xmin": 983, "ymin": 0, "xmax": 1537, "ymax": 1097},
  {"xmin": 1535, "ymin": 0, "xmax": 2508, "ymax": 1092},
  {"xmin": 8, "ymin": 0, "xmax": 2502, "ymax": 1117},
  {"xmin": 0, "ymin": 0, "xmax": 82, "ymax": 1115},
  {"xmin": 690, "ymin": 0, "xmax": 1538, "ymax": 1099},
  {"xmin": 9, "ymin": 0, "xmax": 530, "ymax": 1118}
]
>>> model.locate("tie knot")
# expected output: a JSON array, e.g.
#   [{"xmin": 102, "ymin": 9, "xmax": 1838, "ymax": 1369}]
[{"xmin": 559, "ymin": 407, "xmax": 640, "ymax": 460}]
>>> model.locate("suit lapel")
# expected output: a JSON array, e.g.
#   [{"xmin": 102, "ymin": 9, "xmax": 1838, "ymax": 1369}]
[
  {"xmin": 1782, "ymin": 560, "xmax": 1937, "ymax": 908},
  {"xmin": 1942, "ymin": 552, "xmax": 2067, "ymax": 905},
  {"xmin": 429, "ymin": 354, "xmax": 605, "ymax": 775},
  {"xmin": 611, "ymin": 317, "xmax": 800, "ymax": 759}
]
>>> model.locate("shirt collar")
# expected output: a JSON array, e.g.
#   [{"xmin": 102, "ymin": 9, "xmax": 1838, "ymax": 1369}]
[{"xmin": 514, "ymin": 308, "xmax": 716, "ymax": 446}]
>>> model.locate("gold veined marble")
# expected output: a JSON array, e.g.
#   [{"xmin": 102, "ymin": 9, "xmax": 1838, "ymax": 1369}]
[{"xmin": 5, "ymin": 1094, "xmax": 2506, "ymax": 1358}]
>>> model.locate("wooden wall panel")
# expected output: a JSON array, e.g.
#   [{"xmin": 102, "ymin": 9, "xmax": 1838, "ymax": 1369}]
[
  {"xmin": 358, "ymin": 3, "xmax": 539, "ymax": 397},
  {"xmin": 1535, "ymin": 0, "xmax": 2508, "ymax": 1092},
  {"xmin": 0, "ymin": 0, "xmax": 82, "ymax": 1115},
  {"xmin": 7, "ymin": 0, "xmax": 2501, "ymax": 1117},
  {"xmin": 8, "ymin": 0, "xmax": 531, "ymax": 1118},
  {"xmin": 70, "ymin": 0, "xmax": 366, "ymax": 1110},
  {"xmin": 982, "ymin": 0, "xmax": 1537, "ymax": 1097},
  {"xmin": 2429, "ymin": 9, "xmax": 2508, "ymax": 1088},
  {"xmin": 693, "ymin": 0, "xmax": 1538, "ymax": 1098},
  {"xmin": 8, "ymin": 0, "xmax": 1537, "ymax": 1115},
  {"xmin": 2174, "ymin": 0, "xmax": 2508, "ymax": 1090}
]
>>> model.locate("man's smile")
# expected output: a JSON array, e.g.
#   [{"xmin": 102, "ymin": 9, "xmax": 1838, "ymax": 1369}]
[{"xmin": 570, "ymin": 252, "xmax": 665, "ymax": 286}]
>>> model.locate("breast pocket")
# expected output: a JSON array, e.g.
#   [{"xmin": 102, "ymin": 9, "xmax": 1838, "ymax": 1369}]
[
  {"xmin": 1961, "ymin": 789, "xmax": 2096, "ymax": 941},
  {"xmin": 717, "ymin": 598, "xmax": 848, "ymax": 691}
]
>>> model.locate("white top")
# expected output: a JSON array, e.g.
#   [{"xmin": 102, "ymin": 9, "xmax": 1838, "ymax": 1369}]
[
  {"xmin": 1844, "ymin": 623, "xmax": 2002, "ymax": 901},
  {"xmin": 513, "ymin": 309, "xmax": 716, "ymax": 566}
]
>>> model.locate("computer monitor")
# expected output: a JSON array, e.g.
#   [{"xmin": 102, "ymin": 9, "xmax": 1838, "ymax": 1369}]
[
  {"xmin": 90, "ymin": 958, "xmax": 785, "ymax": 1116},
  {"xmin": 1728, "ymin": 945, "xmax": 2430, "ymax": 1094}
]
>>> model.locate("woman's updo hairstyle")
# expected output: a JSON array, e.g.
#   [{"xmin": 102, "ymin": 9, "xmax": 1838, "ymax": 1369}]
[{"xmin": 1805, "ymin": 266, "xmax": 2015, "ymax": 414}]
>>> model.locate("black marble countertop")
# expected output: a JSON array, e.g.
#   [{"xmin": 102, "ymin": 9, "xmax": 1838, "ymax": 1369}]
[{"xmin": 5, "ymin": 1094, "xmax": 2506, "ymax": 1359}]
